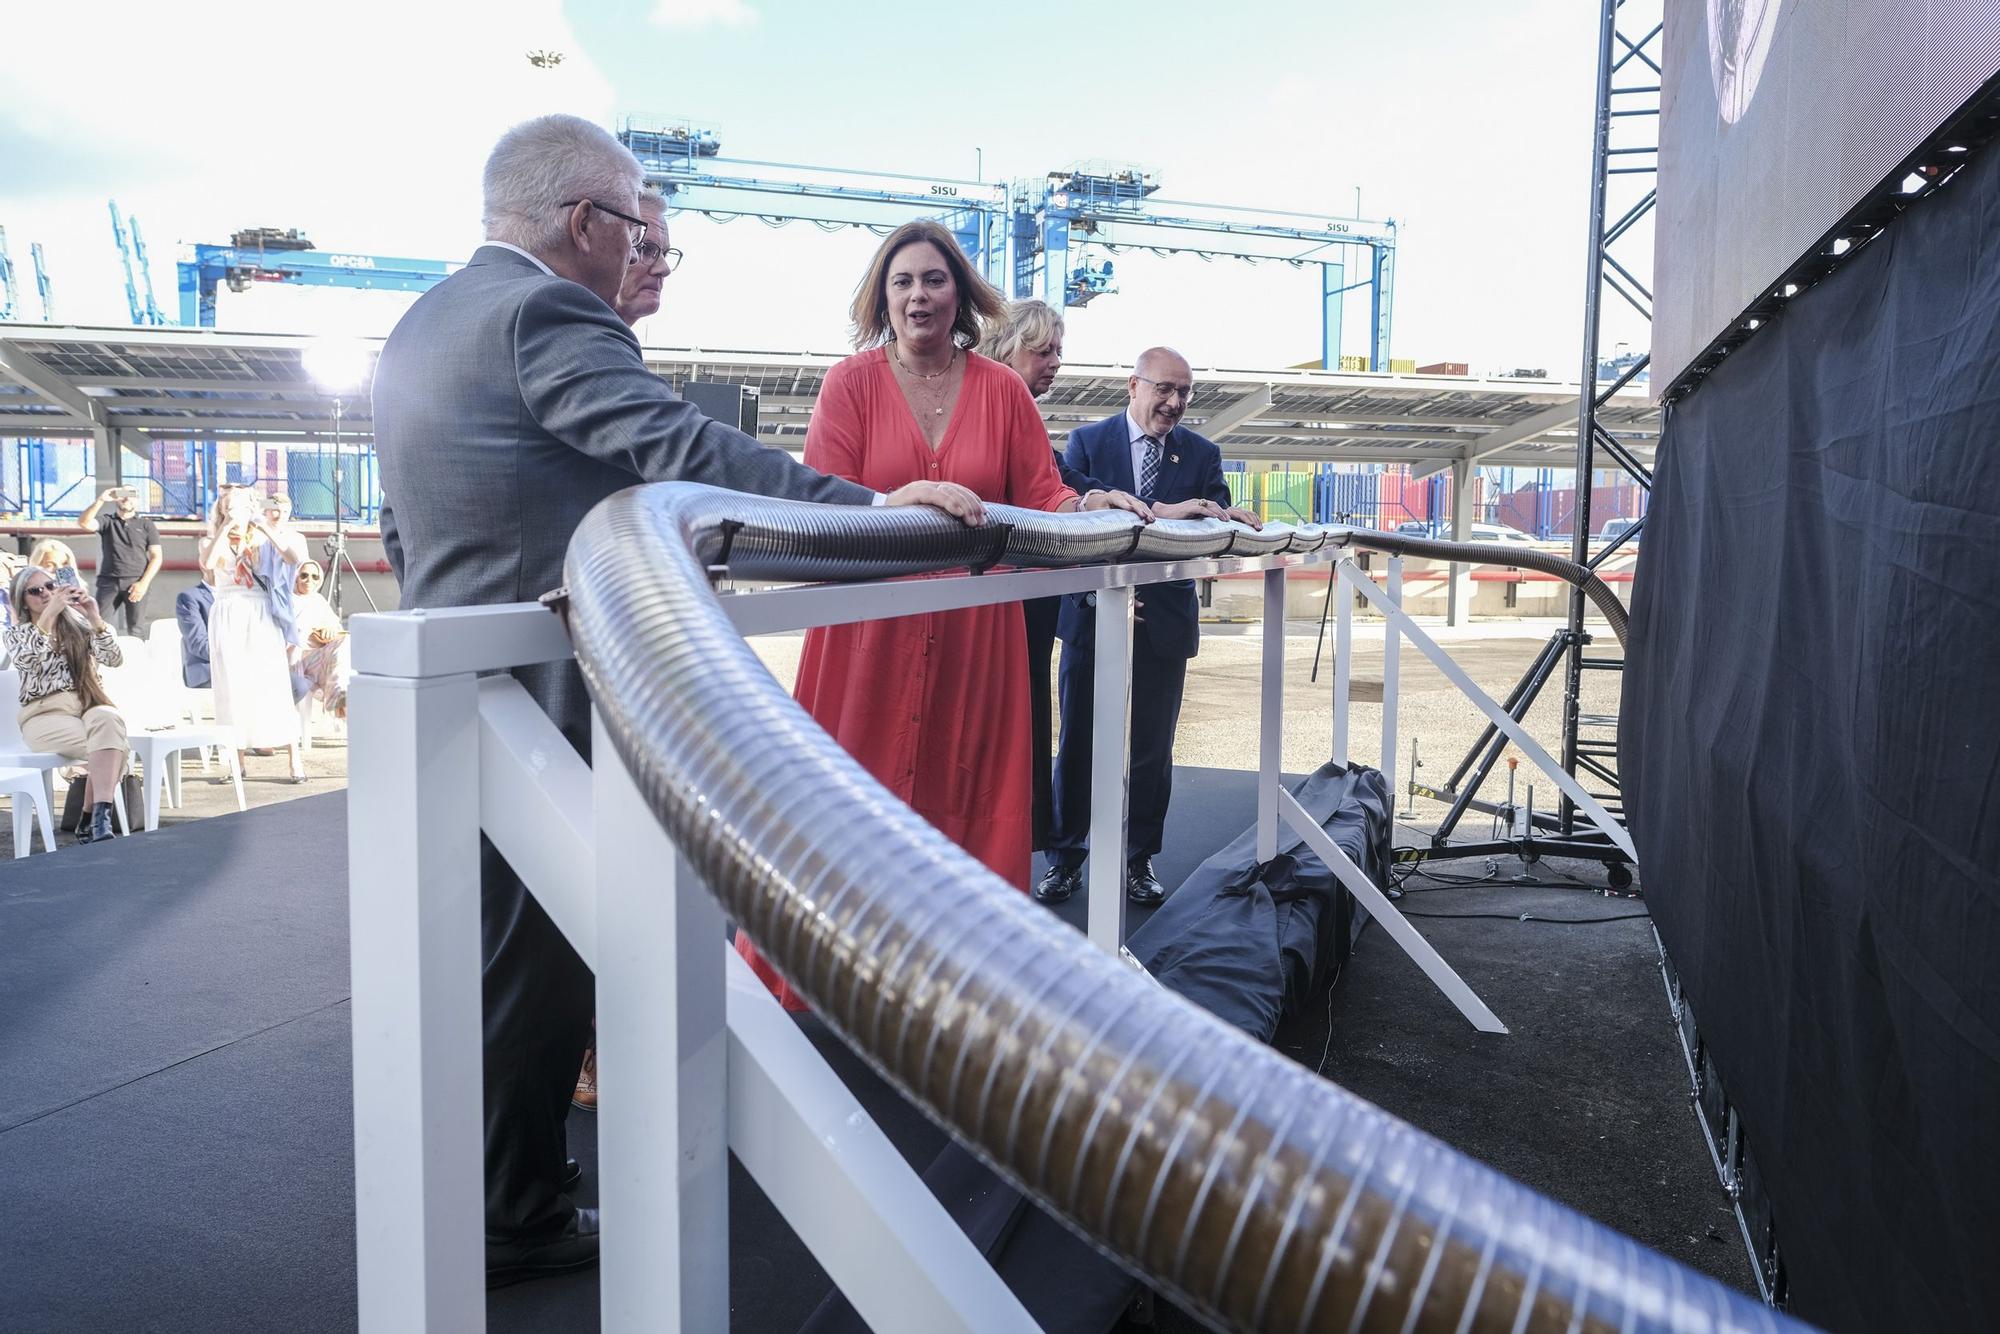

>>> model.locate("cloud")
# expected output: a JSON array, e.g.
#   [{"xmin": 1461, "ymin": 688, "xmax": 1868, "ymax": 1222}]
[
  {"xmin": 650, "ymin": 0, "xmax": 758, "ymax": 30},
  {"xmin": 0, "ymin": 0, "xmax": 619, "ymax": 332}
]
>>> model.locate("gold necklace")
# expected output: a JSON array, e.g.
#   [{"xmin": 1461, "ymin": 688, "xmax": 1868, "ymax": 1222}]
[
  {"xmin": 890, "ymin": 343, "xmax": 956, "ymax": 381},
  {"xmin": 891, "ymin": 344, "xmax": 956, "ymax": 416}
]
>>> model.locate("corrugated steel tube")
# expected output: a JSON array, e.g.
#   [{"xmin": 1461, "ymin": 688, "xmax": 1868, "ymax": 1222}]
[{"xmin": 564, "ymin": 484, "xmax": 1786, "ymax": 1334}]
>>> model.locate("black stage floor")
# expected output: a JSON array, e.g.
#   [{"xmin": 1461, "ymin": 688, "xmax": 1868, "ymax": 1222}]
[{"xmin": 0, "ymin": 772, "xmax": 1750, "ymax": 1332}]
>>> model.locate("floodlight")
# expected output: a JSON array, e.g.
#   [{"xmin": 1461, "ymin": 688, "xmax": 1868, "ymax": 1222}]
[{"xmin": 303, "ymin": 338, "xmax": 374, "ymax": 395}]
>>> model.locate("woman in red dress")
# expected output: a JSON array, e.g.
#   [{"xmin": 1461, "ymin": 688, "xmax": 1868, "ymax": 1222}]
[{"xmin": 737, "ymin": 219, "xmax": 1146, "ymax": 1010}]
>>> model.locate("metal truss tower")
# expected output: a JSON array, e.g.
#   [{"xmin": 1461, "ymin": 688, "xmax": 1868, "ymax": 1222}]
[{"xmin": 1562, "ymin": 0, "xmax": 1661, "ymax": 837}]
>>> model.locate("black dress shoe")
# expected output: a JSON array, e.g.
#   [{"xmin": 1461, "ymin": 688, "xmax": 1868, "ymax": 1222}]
[
  {"xmin": 1035, "ymin": 861, "xmax": 1084, "ymax": 904},
  {"xmin": 561, "ymin": 1158, "xmax": 582, "ymax": 1194},
  {"xmin": 487, "ymin": 1207, "xmax": 600, "ymax": 1289},
  {"xmin": 1126, "ymin": 858, "xmax": 1166, "ymax": 905}
]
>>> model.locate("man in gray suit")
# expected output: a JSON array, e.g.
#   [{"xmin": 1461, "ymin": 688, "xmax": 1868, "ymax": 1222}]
[{"xmin": 373, "ymin": 113, "xmax": 980, "ymax": 1287}]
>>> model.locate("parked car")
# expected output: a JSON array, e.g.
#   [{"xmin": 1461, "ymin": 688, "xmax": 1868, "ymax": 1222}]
[
  {"xmin": 1595, "ymin": 516, "xmax": 1642, "ymax": 546},
  {"xmin": 1389, "ymin": 520, "xmax": 1537, "ymax": 543},
  {"xmin": 1469, "ymin": 523, "xmax": 1538, "ymax": 545}
]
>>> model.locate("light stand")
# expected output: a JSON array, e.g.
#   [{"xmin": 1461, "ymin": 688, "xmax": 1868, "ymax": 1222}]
[
  {"xmin": 302, "ymin": 339, "xmax": 379, "ymax": 617},
  {"xmin": 322, "ymin": 395, "xmax": 377, "ymax": 617}
]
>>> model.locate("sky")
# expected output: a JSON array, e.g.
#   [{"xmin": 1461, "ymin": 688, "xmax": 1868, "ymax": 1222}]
[{"xmin": 0, "ymin": 0, "xmax": 1655, "ymax": 376}]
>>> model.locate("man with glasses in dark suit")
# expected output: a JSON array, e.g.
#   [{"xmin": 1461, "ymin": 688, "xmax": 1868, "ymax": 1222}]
[
  {"xmin": 1038, "ymin": 347, "xmax": 1257, "ymax": 908},
  {"xmin": 372, "ymin": 112, "xmax": 981, "ymax": 1288}
]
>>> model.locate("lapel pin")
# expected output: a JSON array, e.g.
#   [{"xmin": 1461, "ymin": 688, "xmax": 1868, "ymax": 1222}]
[{"xmin": 1169, "ymin": 453, "xmax": 1180, "ymax": 463}]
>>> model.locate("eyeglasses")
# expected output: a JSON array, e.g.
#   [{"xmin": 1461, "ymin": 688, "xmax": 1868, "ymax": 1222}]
[
  {"xmin": 558, "ymin": 199, "xmax": 648, "ymax": 251},
  {"xmin": 633, "ymin": 240, "xmax": 683, "ymax": 273},
  {"xmin": 24, "ymin": 582, "xmax": 54, "ymax": 597},
  {"xmin": 1134, "ymin": 373, "xmax": 1196, "ymax": 404}
]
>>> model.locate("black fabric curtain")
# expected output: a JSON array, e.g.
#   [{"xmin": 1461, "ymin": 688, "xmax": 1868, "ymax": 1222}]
[{"xmin": 1622, "ymin": 143, "xmax": 2000, "ymax": 1330}]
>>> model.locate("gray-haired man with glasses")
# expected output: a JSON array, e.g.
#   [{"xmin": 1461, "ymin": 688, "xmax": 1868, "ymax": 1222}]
[
  {"xmin": 372, "ymin": 112, "xmax": 983, "ymax": 1290},
  {"xmin": 613, "ymin": 190, "xmax": 679, "ymax": 328}
]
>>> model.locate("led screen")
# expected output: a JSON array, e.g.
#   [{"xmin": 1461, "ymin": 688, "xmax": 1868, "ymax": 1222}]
[{"xmin": 1653, "ymin": 0, "xmax": 2000, "ymax": 391}]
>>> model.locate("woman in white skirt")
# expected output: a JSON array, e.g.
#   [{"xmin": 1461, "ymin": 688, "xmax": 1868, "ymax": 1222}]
[{"xmin": 198, "ymin": 485, "xmax": 309, "ymax": 782}]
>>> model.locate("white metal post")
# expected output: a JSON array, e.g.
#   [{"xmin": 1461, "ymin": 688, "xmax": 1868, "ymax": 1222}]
[
  {"xmin": 1256, "ymin": 567, "xmax": 1286, "ymax": 861},
  {"xmin": 1088, "ymin": 586, "xmax": 1136, "ymax": 955},
  {"xmin": 1279, "ymin": 790, "xmax": 1506, "ymax": 1034},
  {"xmin": 1345, "ymin": 574, "xmax": 1639, "ymax": 861},
  {"xmin": 724, "ymin": 952, "xmax": 1035, "ymax": 1332},
  {"xmin": 594, "ymin": 713, "xmax": 729, "ymax": 1333},
  {"xmin": 1332, "ymin": 562, "xmax": 1354, "ymax": 766},
  {"xmin": 347, "ymin": 670, "xmax": 487, "ymax": 1334},
  {"xmin": 1447, "ymin": 457, "xmax": 1476, "ymax": 627},
  {"xmin": 1380, "ymin": 555, "xmax": 1403, "ymax": 803}
]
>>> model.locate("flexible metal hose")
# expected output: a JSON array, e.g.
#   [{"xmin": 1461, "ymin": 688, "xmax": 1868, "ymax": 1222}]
[
  {"xmin": 565, "ymin": 484, "xmax": 1777, "ymax": 1333},
  {"xmin": 1347, "ymin": 531, "xmax": 1630, "ymax": 644}
]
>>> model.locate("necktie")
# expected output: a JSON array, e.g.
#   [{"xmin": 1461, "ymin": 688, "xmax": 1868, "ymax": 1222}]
[{"xmin": 1139, "ymin": 435, "xmax": 1162, "ymax": 499}]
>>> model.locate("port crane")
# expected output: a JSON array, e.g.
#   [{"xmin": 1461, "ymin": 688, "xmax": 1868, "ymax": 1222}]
[
  {"xmin": 109, "ymin": 201, "xmax": 170, "ymax": 326},
  {"xmin": 618, "ymin": 119, "xmax": 1397, "ymax": 370},
  {"xmin": 176, "ymin": 227, "xmax": 454, "ymax": 327}
]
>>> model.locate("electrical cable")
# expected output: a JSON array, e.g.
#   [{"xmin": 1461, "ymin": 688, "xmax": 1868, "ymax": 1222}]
[{"xmin": 1398, "ymin": 909, "xmax": 1652, "ymax": 925}]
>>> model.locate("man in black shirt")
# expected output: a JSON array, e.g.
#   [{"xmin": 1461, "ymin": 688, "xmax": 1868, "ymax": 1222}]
[{"xmin": 77, "ymin": 486, "xmax": 163, "ymax": 636}]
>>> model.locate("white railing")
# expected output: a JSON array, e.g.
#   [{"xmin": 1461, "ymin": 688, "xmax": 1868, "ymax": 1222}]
[{"xmin": 347, "ymin": 545, "xmax": 1633, "ymax": 1332}]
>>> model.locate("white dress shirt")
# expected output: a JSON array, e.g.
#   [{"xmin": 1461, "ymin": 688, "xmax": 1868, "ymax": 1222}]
[{"xmin": 482, "ymin": 240, "xmax": 555, "ymax": 275}]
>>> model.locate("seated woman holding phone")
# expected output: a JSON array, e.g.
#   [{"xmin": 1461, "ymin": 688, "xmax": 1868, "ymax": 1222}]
[{"xmin": 4, "ymin": 563, "xmax": 129, "ymax": 843}]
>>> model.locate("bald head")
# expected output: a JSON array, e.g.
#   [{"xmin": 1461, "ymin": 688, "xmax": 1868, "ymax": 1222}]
[{"xmin": 1129, "ymin": 346, "xmax": 1194, "ymax": 437}]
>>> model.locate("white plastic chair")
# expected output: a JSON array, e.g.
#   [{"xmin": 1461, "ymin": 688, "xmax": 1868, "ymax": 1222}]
[
  {"xmin": 0, "ymin": 669, "xmax": 132, "ymax": 838},
  {"xmin": 101, "ymin": 646, "xmax": 246, "ymax": 831},
  {"xmin": 0, "ymin": 764, "xmax": 55, "ymax": 855},
  {"xmin": 128, "ymin": 725, "xmax": 245, "ymax": 831},
  {"xmin": 145, "ymin": 618, "xmax": 215, "ymax": 724},
  {"xmin": 0, "ymin": 668, "xmax": 67, "ymax": 813},
  {"xmin": 141, "ymin": 629, "xmax": 218, "ymax": 773}
]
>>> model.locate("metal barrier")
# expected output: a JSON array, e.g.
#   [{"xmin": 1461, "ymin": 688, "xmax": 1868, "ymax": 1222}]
[{"xmin": 347, "ymin": 489, "xmax": 1790, "ymax": 1333}]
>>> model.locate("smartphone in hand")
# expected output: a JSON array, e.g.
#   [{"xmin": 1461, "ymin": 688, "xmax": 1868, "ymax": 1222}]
[{"xmin": 52, "ymin": 565, "xmax": 82, "ymax": 592}]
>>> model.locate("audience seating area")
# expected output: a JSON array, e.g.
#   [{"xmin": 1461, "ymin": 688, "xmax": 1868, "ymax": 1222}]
[{"xmin": 0, "ymin": 616, "xmax": 270, "ymax": 851}]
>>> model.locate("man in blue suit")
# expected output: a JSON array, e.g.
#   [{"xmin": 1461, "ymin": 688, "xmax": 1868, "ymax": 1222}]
[
  {"xmin": 175, "ymin": 583, "xmax": 214, "ymax": 688},
  {"xmin": 1039, "ymin": 347, "xmax": 1258, "ymax": 905}
]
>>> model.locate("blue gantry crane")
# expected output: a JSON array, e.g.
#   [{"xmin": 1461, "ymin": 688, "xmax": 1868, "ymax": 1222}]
[
  {"xmin": 176, "ymin": 227, "xmax": 454, "ymax": 327},
  {"xmin": 619, "ymin": 118, "xmax": 1013, "ymax": 292},
  {"xmin": 1016, "ymin": 163, "xmax": 1398, "ymax": 370},
  {"xmin": 618, "ymin": 118, "xmax": 1397, "ymax": 370},
  {"xmin": 30, "ymin": 242, "xmax": 54, "ymax": 321},
  {"xmin": 0, "ymin": 226, "xmax": 18, "ymax": 321},
  {"xmin": 109, "ymin": 201, "xmax": 170, "ymax": 326}
]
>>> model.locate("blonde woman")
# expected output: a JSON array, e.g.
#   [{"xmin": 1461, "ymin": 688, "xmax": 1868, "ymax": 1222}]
[
  {"xmin": 4, "ymin": 565, "xmax": 129, "ymax": 842},
  {"xmin": 198, "ymin": 485, "xmax": 309, "ymax": 782},
  {"xmin": 28, "ymin": 538, "xmax": 79, "ymax": 575}
]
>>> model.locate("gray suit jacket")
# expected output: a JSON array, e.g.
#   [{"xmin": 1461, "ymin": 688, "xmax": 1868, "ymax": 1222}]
[{"xmin": 374, "ymin": 245, "xmax": 874, "ymax": 743}]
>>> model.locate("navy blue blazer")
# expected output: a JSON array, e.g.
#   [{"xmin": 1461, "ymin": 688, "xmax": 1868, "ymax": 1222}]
[
  {"xmin": 1057, "ymin": 411, "xmax": 1232, "ymax": 661},
  {"xmin": 176, "ymin": 584, "xmax": 214, "ymax": 689}
]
